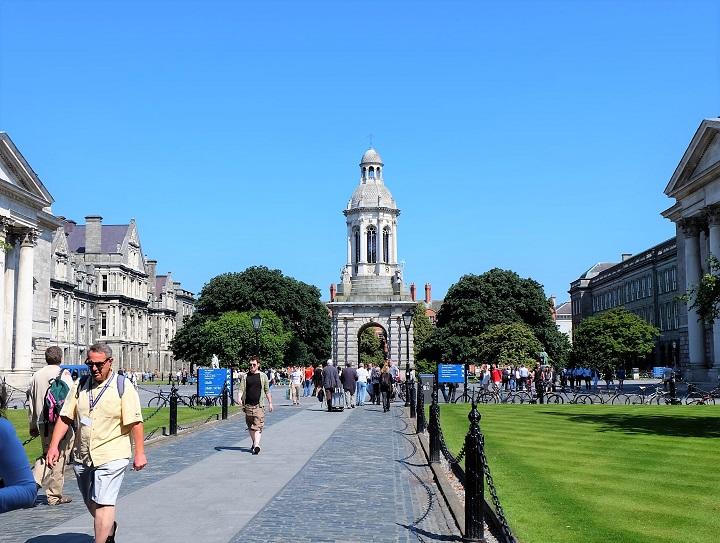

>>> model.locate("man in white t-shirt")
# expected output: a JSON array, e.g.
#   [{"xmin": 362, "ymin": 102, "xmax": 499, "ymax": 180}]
[
  {"xmin": 356, "ymin": 363, "xmax": 369, "ymax": 406},
  {"xmin": 289, "ymin": 366, "xmax": 303, "ymax": 406}
]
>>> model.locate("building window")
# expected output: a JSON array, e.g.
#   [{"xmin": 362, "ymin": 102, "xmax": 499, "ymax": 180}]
[
  {"xmin": 353, "ymin": 228, "xmax": 360, "ymax": 266},
  {"xmin": 366, "ymin": 226, "xmax": 377, "ymax": 263},
  {"xmin": 673, "ymin": 301, "xmax": 679, "ymax": 329},
  {"xmin": 102, "ymin": 274, "xmax": 108, "ymax": 293},
  {"xmin": 100, "ymin": 312, "xmax": 107, "ymax": 336},
  {"xmin": 671, "ymin": 267, "xmax": 677, "ymax": 291},
  {"xmin": 665, "ymin": 302, "xmax": 672, "ymax": 331},
  {"xmin": 383, "ymin": 227, "xmax": 390, "ymax": 264},
  {"xmin": 368, "ymin": 166, "xmax": 375, "ymax": 179}
]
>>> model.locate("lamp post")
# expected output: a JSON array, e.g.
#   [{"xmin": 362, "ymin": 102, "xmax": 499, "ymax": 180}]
[
  {"xmin": 402, "ymin": 309, "xmax": 414, "ymax": 416},
  {"xmin": 251, "ymin": 312, "xmax": 263, "ymax": 356}
]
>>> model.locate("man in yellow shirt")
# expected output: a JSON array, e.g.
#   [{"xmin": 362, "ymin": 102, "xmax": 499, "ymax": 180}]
[{"xmin": 47, "ymin": 343, "xmax": 147, "ymax": 543}]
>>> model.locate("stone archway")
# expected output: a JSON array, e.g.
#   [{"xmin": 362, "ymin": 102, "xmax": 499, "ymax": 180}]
[{"xmin": 356, "ymin": 321, "xmax": 388, "ymax": 366}]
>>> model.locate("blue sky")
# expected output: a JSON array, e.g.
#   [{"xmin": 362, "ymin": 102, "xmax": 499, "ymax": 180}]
[{"xmin": 1, "ymin": 1, "xmax": 719, "ymax": 303}]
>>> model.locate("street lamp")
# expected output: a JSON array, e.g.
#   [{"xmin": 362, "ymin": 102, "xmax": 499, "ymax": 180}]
[
  {"xmin": 402, "ymin": 309, "xmax": 414, "ymax": 414},
  {"xmin": 251, "ymin": 312, "xmax": 263, "ymax": 356}
]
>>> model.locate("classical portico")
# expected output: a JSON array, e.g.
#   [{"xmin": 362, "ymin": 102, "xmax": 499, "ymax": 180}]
[
  {"xmin": 328, "ymin": 148, "xmax": 415, "ymax": 367},
  {"xmin": 663, "ymin": 118, "xmax": 720, "ymax": 382},
  {"xmin": 0, "ymin": 133, "xmax": 61, "ymax": 388}
]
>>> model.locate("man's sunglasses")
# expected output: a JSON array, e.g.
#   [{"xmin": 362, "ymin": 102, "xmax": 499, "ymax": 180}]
[{"xmin": 86, "ymin": 358, "xmax": 112, "ymax": 369}]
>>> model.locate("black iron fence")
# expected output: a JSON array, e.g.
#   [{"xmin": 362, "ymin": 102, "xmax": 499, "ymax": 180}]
[{"xmin": 421, "ymin": 374, "xmax": 517, "ymax": 543}]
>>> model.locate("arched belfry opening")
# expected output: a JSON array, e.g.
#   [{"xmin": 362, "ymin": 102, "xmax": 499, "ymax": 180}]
[{"xmin": 328, "ymin": 147, "xmax": 415, "ymax": 368}]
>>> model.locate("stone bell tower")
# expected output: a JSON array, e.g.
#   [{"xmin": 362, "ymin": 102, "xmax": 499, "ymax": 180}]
[{"xmin": 328, "ymin": 148, "xmax": 416, "ymax": 368}]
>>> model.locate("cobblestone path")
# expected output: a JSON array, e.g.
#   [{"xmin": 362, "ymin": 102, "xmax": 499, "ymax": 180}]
[{"xmin": 2, "ymin": 398, "xmax": 460, "ymax": 543}]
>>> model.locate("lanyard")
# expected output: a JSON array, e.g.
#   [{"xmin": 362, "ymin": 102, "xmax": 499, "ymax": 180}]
[{"xmin": 88, "ymin": 372, "xmax": 114, "ymax": 412}]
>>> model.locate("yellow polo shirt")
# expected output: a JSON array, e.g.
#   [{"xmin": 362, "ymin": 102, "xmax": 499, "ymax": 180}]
[{"xmin": 60, "ymin": 372, "xmax": 143, "ymax": 467}]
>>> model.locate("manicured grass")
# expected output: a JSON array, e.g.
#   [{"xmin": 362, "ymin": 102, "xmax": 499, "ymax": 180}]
[
  {"xmin": 5, "ymin": 405, "xmax": 237, "ymax": 463},
  {"xmin": 438, "ymin": 404, "xmax": 720, "ymax": 543}
]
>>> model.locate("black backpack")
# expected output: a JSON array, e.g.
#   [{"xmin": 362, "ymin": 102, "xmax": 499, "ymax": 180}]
[{"xmin": 380, "ymin": 371, "xmax": 392, "ymax": 388}]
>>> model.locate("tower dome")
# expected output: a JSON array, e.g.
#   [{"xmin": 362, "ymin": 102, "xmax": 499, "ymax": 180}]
[{"xmin": 360, "ymin": 148, "xmax": 383, "ymax": 165}]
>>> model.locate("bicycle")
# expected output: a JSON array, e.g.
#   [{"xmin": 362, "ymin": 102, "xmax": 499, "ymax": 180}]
[
  {"xmin": 147, "ymin": 390, "xmax": 171, "ymax": 408},
  {"xmin": 478, "ymin": 387, "xmax": 533, "ymax": 404},
  {"xmin": 684, "ymin": 384, "xmax": 717, "ymax": 405}
]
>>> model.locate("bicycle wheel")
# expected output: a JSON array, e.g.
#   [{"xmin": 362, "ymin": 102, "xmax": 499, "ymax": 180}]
[
  {"xmin": 513, "ymin": 392, "xmax": 533, "ymax": 404},
  {"xmin": 479, "ymin": 392, "xmax": 498, "ymax": 404},
  {"xmin": 147, "ymin": 396, "xmax": 167, "ymax": 408},
  {"xmin": 610, "ymin": 394, "xmax": 630, "ymax": 405},
  {"xmin": 545, "ymin": 393, "xmax": 564, "ymax": 404},
  {"xmin": 575, "ymin": 394, "xmax": 593, "ymax": 404},
  {"xmin": 627, "ymin": 394, "xmax": 644, "ymax": 405}
]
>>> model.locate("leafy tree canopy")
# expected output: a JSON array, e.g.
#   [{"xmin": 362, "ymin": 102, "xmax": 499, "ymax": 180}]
[
  {"xmin": 571, "ymin": 307, "xmax": 659, "ymax": 371},
  {"xmin": 478, "ymin": 322, "xmax": 543, "ymax": 367},
  {"xmin": 359, "ymin": 327, "xmax": 386, "ymax": 367},
  {"xmin": 203, "ymin": 310, "xmax": 292, "ymax": 370},
  {"xmin": 412, "ymin": 302, "xmax": 435, "ymax": 374},
  {"xmin": 420, "ymin": 269, "xmax": 569, "ymax": 365},
  {"xmin": 686, "ymin": 255, "xmax": 720, "ymax": 325},
  {"xmin": 175, "ymin": 266, "xmax": 330, "ymax": 364}
]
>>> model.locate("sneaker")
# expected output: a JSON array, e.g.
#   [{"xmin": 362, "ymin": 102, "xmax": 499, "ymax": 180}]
[
  {"xmin": 49, "ymin": 495, "xmax": 73, "ymax": 505},
  {"xmin": 106, "ymin": 521, "xmax": 117, "ymax": 543},
  {"xmin": 252, "ymin": 446, "xmax": 261, "ymax": 455}
]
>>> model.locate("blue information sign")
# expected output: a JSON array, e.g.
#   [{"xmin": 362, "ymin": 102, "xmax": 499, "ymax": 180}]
[
  {"xmin": 197, "ymin": 368, "xmax": 232, "ymax": 397},
  {"xmin": 438, "ymin": 364, "xmax": 464, "ymax": 383}
]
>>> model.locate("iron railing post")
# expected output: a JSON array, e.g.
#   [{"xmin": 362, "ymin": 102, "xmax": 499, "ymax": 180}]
[
  {"xmin": 429, "ymin": 366, "xmax": 440, "ymax": 463},
  {"xmin": 416, "ymin": 376, "xmax": 425, "ymax": 433},
  {"xmin": 465, "ymin": 396, "xmax": 485, "ymax": 541},
  {"xmin": 221, "ymin": 382, "xmax": 229, "ymax": 420},
  {"xmin": 169, "ymin": 385, "xmax": 178, "ymax": 436}
]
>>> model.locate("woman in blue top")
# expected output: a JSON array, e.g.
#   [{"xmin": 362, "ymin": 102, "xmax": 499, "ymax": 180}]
[{"xmin": 0, "ymin": 383, "xmax": 37, "ymax": 514}]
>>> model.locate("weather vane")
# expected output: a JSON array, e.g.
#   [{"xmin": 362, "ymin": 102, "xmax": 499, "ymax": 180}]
[{"xmin": 368, "ymin": 133, "xmax": 373, "ymax": 148}]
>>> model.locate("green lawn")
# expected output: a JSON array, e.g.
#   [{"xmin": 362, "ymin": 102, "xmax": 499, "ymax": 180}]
[
  {"xmin": 438, "ymin": 404, "xmax": 720, "ymax": 543},
  {"xmin": 5, "ymin": 405, "xmax": 237, "ymax": 463}
]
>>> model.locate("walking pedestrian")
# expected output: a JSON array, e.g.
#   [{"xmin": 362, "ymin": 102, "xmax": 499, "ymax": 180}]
[
  {"xmin": 340, "ymin": 362, "xmax": 358, "ymax": 408},
  {"xmin": 46, "ymin": 343, "xmax": 146, "ymax": 543},
  {"xmin": 321, "ymin": 360, "xmax": 342, "ymax": 412},
  {"xmin": 0, "ymin": 383, "xmax": 38, "ymax": 514},
  {"xmin": 370, "ymin": 363, "xmax": 381, "ymax": 405},
  {"xmin": 380, "ymin": 363, "xmax": 393, "ymax": 412},
  {"xmin": 238, "ymin": 356, "xmax": 274, "ymax": 455},
  {"xmin": 518, "ymin": 364, "xmax": 529, "ymax": 390},
  {"xmin": 533, "ymin": 364, "xmax": 545, "ymax": 404},
  {"xmin": 303, "ymin": 365, "xmax": 313, "ymax": 397},
  {"xmin": 312, "ymin": 364, "xmax": 323, "ymax": 397},
  {"xmin": 289, "ymin": 366, "xmax": 303, "ymax": 406},
  {"xmin": 356, "ymin": 362, "xmax": 369, "ymax": 406},
  {"xmin": 27, "ymin": 346, "xmax": 74, "ymax": 506},
  {"xmin": 616, "ymin": 366, "xmax": 625, "ymax": 391}
]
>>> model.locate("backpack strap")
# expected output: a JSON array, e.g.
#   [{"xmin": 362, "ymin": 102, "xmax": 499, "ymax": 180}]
[
  {"xmin": 116, "ymin": 373, "xmax": 125, "ymax": 398},
  {"xmin": 76, "ymin": 375, "xmax": 91, "ymax": 399}
]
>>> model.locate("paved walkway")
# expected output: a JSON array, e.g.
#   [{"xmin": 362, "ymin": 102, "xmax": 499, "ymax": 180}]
[{"xmin": 2, "ymin": 397, "xmax": 460, "ymax": 543}]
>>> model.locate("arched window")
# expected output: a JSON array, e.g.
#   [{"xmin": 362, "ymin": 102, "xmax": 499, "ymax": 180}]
[
  {"xmin": 368, "ymin": 166, "xmax": 375, "ymax": 179},
  {"xmin": 353, "ymin": 227, "xmax": 360, "ymax": 267},
  {"xmin": 383, "ymin": 227, "xmax": 390, "ymax": 263},
  {"xmin": 362, "ymin": 167, "xmax": 366, "ymax": 179},
  {"xmin": 367, "ymin": 226, "xmax": 377, "ymax": 263},
  {"xmin": 377, "ymin": 167, "xmax": 381, "ymax": 178}
]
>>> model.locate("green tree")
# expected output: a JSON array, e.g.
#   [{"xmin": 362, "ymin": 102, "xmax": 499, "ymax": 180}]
[
  {"xmin": 571, "ymin": 307, "xmax": 659, "ymax": 371},
  {"xmin": 477, "ymin": 322, "xmax": 543, "ymax": 366},
  {"xmin": 172, "ymin": 266, "xmax": 330, "ymax": 365},
  {"xmin": 359, "ymin": 327, "xmax": 385, "ymax": 366},
  {"xmin": 203, "ymin": 310, "xmax": 292, "ymax": 369},
  {"xmin": 170, "ymin": 312, "xmax": 209, "ymax": 367},
  {"xmin": 686, "ymin": 255, "xmax": 720, "ymax": 324},
  {"xmin": 412, "ymin": 303, "xmax": 435, "ymax": 374},
  {"xmin": 420, "ymin": 269, "xmax": 569, "ymax": 364}
]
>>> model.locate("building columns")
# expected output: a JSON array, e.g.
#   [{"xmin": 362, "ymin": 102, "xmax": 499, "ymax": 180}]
[
  {"xmin": 681, "ymin": 219, "xmax": 705, "ymax": 370},
  {"xmin": 0, "ymin": 219, "xmax": 8, "ymax": 372},
  {"xmin": 13, "ymin": 228, "xmax": 38, "ymax": 374}
]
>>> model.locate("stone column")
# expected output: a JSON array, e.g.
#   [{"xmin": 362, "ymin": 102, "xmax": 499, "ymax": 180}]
[
  {"xmin": 13, "ymin": 228, "xmax": 38, "ymax": 373},
  {"xmin": 707, "ymin": 208, "xmax": 720, "ymax": 375},
  {"xmin": 359, "ymin": 221, "xmax": 367, "ymax": 267},
  {"xmin": 346, "ymin": 231, "xmax": 352, "ymax": 267},
  {"xmin": 392, "ymin": 220, "xmax": 398, "ymax": 264},
  {"xmin": 0, "ymin": 219, "xmax": 8, "ymax": 371},
  {"xmin": 3, "ymin": 229, "xmax": 18, "ymax": 373},
  {"xmin": 681, "ymin": 219, "xmax": 705, "ymax": 371}
]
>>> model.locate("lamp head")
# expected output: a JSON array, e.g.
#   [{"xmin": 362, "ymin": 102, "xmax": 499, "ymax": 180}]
[{"xmin": 251, "ymin": 313, "xmax": 263, "ymax": 331}]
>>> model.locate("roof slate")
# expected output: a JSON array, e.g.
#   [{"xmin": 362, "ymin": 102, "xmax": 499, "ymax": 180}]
[{"xmin": 66, "ymin": 224, "xmax": 129, "ymax": 253}]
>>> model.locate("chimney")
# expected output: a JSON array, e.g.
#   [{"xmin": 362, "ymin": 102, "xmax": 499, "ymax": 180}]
[
  {"xmin": 550, "ymin": 294, "xmax": 557, "ymax": 308},
  {"xmin": 425, "ymin": 283, "xmax": 432, "ymax": 304},
  {"xmin": 146, "ymin": 259, "xmax": 157, "ymax": 294},
  {"xmin": 330, "ymin": 284, "xmax": 336, "ymax": 302},
  {"xmin": 621, "ymin": 253, "xmax": 632, "ymax": 262},
  {"xmin": 84, "ymin": 215, "xmax": 103, "ymax": 253},
  {"xmin": 410, "ymin": 283, "xmax": 416, "ymax": 301}
]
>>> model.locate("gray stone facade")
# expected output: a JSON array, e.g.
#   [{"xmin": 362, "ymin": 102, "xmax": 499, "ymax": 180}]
[{"xmin": 328, "ymin": 148, "xmax": 415, "ymax": 368}]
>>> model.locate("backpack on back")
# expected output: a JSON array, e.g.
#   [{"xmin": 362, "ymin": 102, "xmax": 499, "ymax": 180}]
[{"xmin": 43, "ymin": 369, "xmax": 70, "ymax": 435}]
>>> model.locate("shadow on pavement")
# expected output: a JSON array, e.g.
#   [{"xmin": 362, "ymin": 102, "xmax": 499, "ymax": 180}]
[
  {"xmin": 214, "ymin": 446, "xmax": 252, "ymax": 452},
  {"xmin": 26, "ymin": 533, "xmax": 93, "ymax": 543},
  {"xmin": 397, "ymin": 523, "xmax": 464, "ymax": 541},
  {"xmin": 543, "ymin": 410, "xmax": 720, "ymax": 438}
]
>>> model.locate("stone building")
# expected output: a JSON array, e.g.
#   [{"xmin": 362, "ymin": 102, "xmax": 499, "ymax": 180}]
[
  {"xmin": 51, "ymin": 217, "xmax": 195, "ymax": 374},
  {"xmin": 328, "ymin": 148, "xmax": 416, "ymax": 368},
  {"xmin": 662, "ymin": 116, "xmax": 720, "ymax": 382},
  {"xmin": 0, "ymin": 133, "xmax": 63, "ymax": 388},
  {"xmin": 569, "ymin": 239, "xmax": 679, "ymax": 369}
]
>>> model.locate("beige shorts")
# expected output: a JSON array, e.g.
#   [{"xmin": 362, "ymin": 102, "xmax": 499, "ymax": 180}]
[{"xmin": 243, "ymin": 404, "xmax": 265, "ymax": 431}]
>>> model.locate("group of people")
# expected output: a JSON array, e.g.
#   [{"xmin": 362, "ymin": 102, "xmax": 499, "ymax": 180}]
[{"xmin": 1, "ymin": 343, "xmax": 146, "ymax": 543}]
